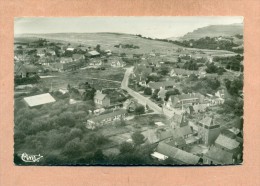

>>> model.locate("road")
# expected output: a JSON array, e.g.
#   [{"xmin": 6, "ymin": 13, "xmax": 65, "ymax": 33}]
[{"xmin": 121, "ymin": 67, "xmax": 174, "ymax": 118}]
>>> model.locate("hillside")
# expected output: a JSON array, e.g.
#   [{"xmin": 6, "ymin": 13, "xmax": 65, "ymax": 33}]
[
  {"xmin": 15, "ymin": 32, "xmax": 182, "ymax": 55},
  {"xmin": 15, "ymin": 32, "xmax": 237, "ymax": 57},
  {"xmin": 179, "ymin": 23, "xmax": 243, "ymax": 41}
]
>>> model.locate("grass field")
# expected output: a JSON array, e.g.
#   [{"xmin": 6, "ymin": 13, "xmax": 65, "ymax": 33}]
[
  {"xmin": 15, "ymin": 33, "xmax": 237, "ymax": 57},
  {"xmin": 39, "ymin": 67, "xmax": 125, "ymax": 90}
]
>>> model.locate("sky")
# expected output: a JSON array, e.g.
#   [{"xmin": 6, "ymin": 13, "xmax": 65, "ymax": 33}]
[{"xmin": 14, "ymin": 17, "xmax": 243, "ymax": 39}]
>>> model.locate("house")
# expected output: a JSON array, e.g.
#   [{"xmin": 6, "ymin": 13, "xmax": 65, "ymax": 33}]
[
  {"xmin": 87, "ymin": 50, "xmax": 100, "ymax": 57},
  {"xmin": 60, "ymin": 57, "xmax": 73, "ymax": 63},
  {"xmin": 192, "ymin": 104, "xmax": 208, "ymax": 113},
  {"xmin": 205, "ymin": 94, "xmax": 225, "ymax": 106},
  {"xmin": 141, "ymin": 129, "xmax": 160, "ymax": 144},
  {"xmin": 15, "ymin": 64, "xmax": 38, "ymax": 78},
  {"xmin": 171, "ymin": 125, "xmax": 193, "ymax": 139},
  {"xmin": 72, "ymin": 54, "xmax": 85, "ymax": 61},
  {"xmin": 157, "ymin": 88, "xmax": 167, "ymax": 100},
  {"xmin": 89, "ymin": 59, "xmax": 102, "ymax": 67},
  {"xmin": 132, "ymin": 65, "xmax": 152, "ymax": 84},
  {"xmin": 111, "ymin": 60, "xmax": 125, "ymax": 68},
  {"xmin": 66, "ymin": 47, "xmax": 75, "ymax": 52},
  {"xmin": 214, "ymin": 134, "xmax": 240, "ymax": 153},
  {"xmin": 166, "ymin": 93, "xmax": 204, "ymax": 110},
  {"xmin": 153, "ymin": 142, "xmax": 201, "ymax": 164},
  {"xmin": 169, "ymin": 113, "xmax": 188, "ymax": 129},
  {"xmin": 94, "ymin": 90, "xmax": 110, "ymax": 107},
  {"xmin": 170, "ymin": 68, "xmax": 199, "ymax": 77},
  {"xmin": 197, "ymin": 116, "xmax": 220, "ymax": 146},
  {"xmin": 24, "ymin": 93, "xmax": 56, "ymax": 107},
  {"xmin": 203, "ymin": 146, "xmax": 234, "ymax": 164},
  {"xmin": 123, "ymin": 99, "xmax": 139, "ymax": 112},
  {"xmin": 46, "ymin": 49, "xmax": 56, "ymax": 56},
  {"xmin": 51, "ymin": 61, "xmax": 85, "ymax": 71},
  {"xmin": 147, "ymin": 81, "xmax": 176, "ymax": 93},
  {"xmin": 215, "ymin": 89, "xmax": 226, "ymax": 99},
  {"xmin": 86, "ymin": 109, "xmax": 127, "ymax": 129},
  {"xmin": 36, "ymin": 48, "xmax": 46, "ymax": 57}
]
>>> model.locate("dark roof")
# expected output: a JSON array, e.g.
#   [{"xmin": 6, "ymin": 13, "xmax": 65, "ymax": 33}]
[
  {"xmin": 89, "ymin": 109, "xmax": 127, "ymax": 123},
  {"xmin": 204, "ymin": 146, "xmax": 234, "ymax": 164}
]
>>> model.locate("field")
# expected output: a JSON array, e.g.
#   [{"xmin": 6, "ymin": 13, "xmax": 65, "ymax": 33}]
[
  {"xmin": 15, "ymin": 33, "xmax": 237, "ymax": 57},
  {"xmin": 39, "ymin": 67, "xmax": 125, "ymax": 90}
]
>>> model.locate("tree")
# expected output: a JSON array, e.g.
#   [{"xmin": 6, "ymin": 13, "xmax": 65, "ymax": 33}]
[
  {"xmin": 134, "ymin": 105, "xmax": 145, "ymax": 115},
  {"xmin": 119, "ymin": 142, "xmax": 134, "ymax": 154},
  {"xmin": 144, "ymin": 87, "xmax": 152, "ymax": 95},
  {"xmin": 159, "ymin": 66, "xmax": 170, "ymax": 75},
  {"xmin": 151, "ymin": 89, "xmax": 160, "ymax": 100},
  {"xmin": 165, "ymin": 89, "xmax": 180, "ymax": 101},
  {"xmin": 131, "ymin": 131, "xmax": 145, "ymax": 146},
  {"xmin": 63, "ymin": 138, "xmax": 84, "ymax": 157},
  {"xmin": 95, "ymin": 44, "xmax": 101, "ymax": 53},
  {"xmin": 93, "ymin": 149, "xmax": 105, "ymax": 163}
]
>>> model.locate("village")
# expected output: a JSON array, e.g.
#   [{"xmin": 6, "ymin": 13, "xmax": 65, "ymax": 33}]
[{"xmin": 14, "ymin": 33, "xmax": 243, "ymax": 165}]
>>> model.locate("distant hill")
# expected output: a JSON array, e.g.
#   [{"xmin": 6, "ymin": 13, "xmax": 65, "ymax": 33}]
[{"xmin": 177, "ymin": 23, "xmax": 243, "ymax": 41}]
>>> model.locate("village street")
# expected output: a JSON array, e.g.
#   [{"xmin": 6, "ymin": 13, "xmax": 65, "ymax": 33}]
[{"xmin": 121, "ymin": 67, "xmax": 174, "ymax": 118}]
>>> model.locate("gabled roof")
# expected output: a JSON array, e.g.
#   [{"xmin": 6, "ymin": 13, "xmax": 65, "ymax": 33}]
[
  {"xmin": 170, "ymin": 113, "xmax": 184, "ymax": 124},
  {"xmin": 156, "ymin": 142, "xmax": 200, "ymax": 164},
  {"xmin": 171, "ymin": 68, "xmax": 199, "ymax": 75},
  {"xmin": 72, "ymin": 54, "xmax": 85, "ymax": 60},
  {"xmin": 60, "ymin": 57, "xmax": 73, "ymax": 63},
  {"xmin": 167, "ymin": 137, "xmax": 186, "ymax": 147},
  {"xmin": 66, "ymin": 47, "xmax": 75, "ymax": 51},
  {"xmin": 193, "ymin": 104, "xmax": 208, "ymax": 112},
  {"xmin": 24, "ymin": 93, "xmax": 56, "ymax": 107},
  {"xmin": 88, "ymin": 50, "xmax": 100, "ymax": 56},
  {"xmin": 22, "ymin": 64, "xmax": 38, "ymax": 73},
  {"xmin": 94, "ymin": 91, "xmax": 107, "ymax": 101},
  {"xmin": 204, "ymin": 146, "xmax": 234, "ymax": 164},
  {"xmin": 199, "ymin": 116, "xmax": 214, "ymax": 127},
  {"xmin": 148, "ymin": 81, "xmax": 175, "ymax": 90},
  {"xmin": 172, "ymin": 125, "xmax": 193, "ymax": 138},
  {"xmin": 89, "ymin": 109, "xmax": 127, "ymax": 123},
  {"xmin": 215, "ymin": 134, "xmax": 240, "ymax": 150}
]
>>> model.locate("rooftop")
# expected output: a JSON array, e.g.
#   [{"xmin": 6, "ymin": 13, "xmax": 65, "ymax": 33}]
[
  {"xmin": 215, "ymin": 134, "xmax": 240, "ymax": 150},
  {"xmin": 89, "ymin": 109, "xmax": 127, "ymax": 123},
  {"xmin": 24, "ymin": 93, "xmax": 56, "ymax": 107},
  {"xmin": 156, "ymin": 142, "xmax": 201, "ymax": 164},
  {"xmin": 204, "ymin": 146, "xmax": 234, "ymax": 164},
  {"xmin": 88, "ymin": 50, "xmax": 100, "ymax": 56},
  {"xmin": 94, "ymin": 91, "xmax": 107, "ymax": 101},
  {"xmin": 148, "ymin": 81, "xmax": 175, "ymax": 89}
]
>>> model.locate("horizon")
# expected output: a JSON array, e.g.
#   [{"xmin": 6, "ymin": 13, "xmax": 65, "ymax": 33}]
[{"xmin": 15, "ymin": 17, "xmax": 243, "ymax": 39}]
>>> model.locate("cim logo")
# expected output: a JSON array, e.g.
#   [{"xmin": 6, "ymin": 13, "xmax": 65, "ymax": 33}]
[{"xmin": 21, "ymin": 153, "xmax": 43, "ymax": 163}]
